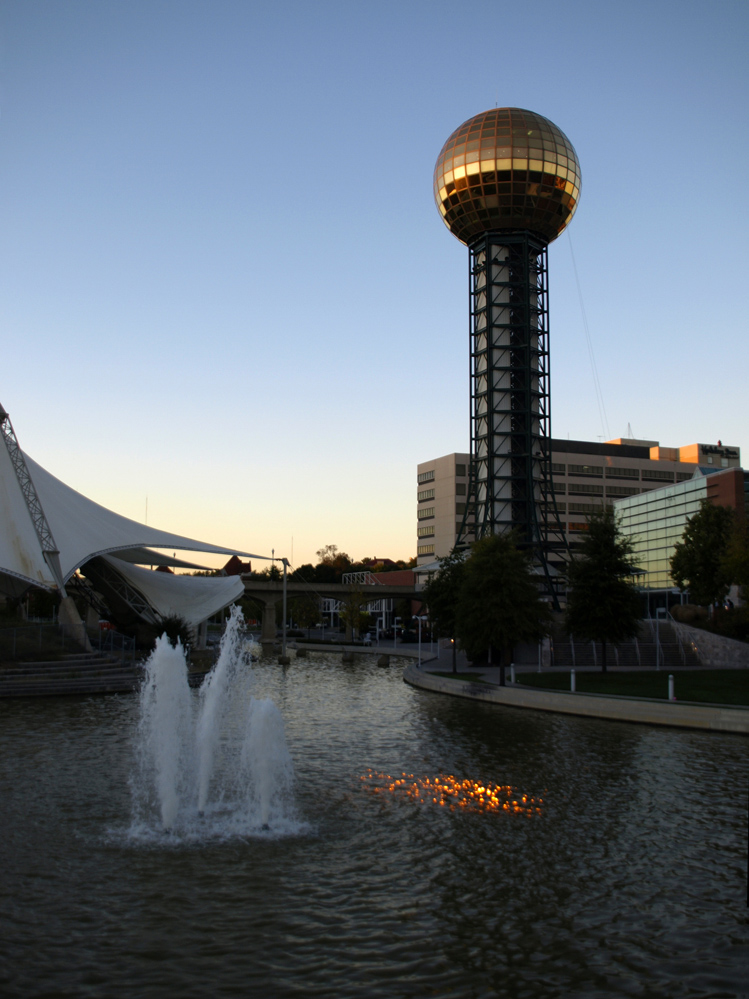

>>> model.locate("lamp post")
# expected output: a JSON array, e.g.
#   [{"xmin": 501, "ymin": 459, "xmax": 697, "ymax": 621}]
[
  {"xmin": 393, "ymin": 616, "xmax": 401, "ymax": 648},
  {"xmin": 414, "ymin": 615, "xmax": 428, "ymax": 662}
]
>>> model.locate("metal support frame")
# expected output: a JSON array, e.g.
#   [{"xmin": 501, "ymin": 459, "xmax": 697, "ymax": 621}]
[
  {"xmin": 81, "ymin": 556, "xmax": 160, "ymax": 625},
  {"xmin": 456, "ymin": 232, "xmax": 566, "ymax": 600},
  {"xmin": 68, "ymin": 574, "xmax": 112, "ymax": 620},
  {"xmin": 0, "ymin": 403, "xmax": 67, "ymax": 595}
]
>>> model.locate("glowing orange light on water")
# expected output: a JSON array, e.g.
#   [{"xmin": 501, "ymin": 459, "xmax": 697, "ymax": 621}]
[{"xmin": 360, "ymin": 770, "xmax": 543, "ymax": 817}]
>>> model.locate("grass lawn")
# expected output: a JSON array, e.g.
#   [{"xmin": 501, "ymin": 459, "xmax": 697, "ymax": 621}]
[{"xmin": 517, "ymin": 670, "xmax": 749, "ymax": 706}]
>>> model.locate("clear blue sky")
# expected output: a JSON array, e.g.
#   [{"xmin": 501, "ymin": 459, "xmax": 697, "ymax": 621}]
[{"xmin": 1, "ymin": 0, "xmax": 747, "ymax": 568}]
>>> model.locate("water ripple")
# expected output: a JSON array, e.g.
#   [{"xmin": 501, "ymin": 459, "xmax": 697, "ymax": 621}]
[{"xmin": 0, "ymin": 652, "xmax": 747, "ymax": 998}]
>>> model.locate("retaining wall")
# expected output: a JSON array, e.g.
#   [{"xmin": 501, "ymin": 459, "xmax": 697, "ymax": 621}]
[
  {"xmin": 671, "ymin": 622, "xmax": 749, "ymax": 669},
  {"xmin": 403, "ymin": 666, "xmax": 749, "ymax": 735}
]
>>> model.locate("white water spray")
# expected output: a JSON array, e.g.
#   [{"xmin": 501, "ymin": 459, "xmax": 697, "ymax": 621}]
[
  {"xmin": 196, "ymin": 606, "xmax": 245, "ymax": 813},
  {"xmin": 138, "ymin": 635, "xmax": 194, "ymax": 830},
  {"xmin": 132, "ymin": 608, "xmax": 298, "ymax": 839}
]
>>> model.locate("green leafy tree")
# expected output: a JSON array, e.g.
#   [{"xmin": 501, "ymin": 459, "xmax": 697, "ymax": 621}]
[
  {"xmin": 670, "ymin": 499, "xmax": 734, "ymax": 608},
  {"xmin": 565, "ymin": 508, "xmax": 641, "ymax": 672},
  {"xmin": 290, "ymin": 594, "xmax": 320, "ymax": 637},
  {"xmin": 455, "ymin": 533, "xmax": 551, "ymax": 685},
  {"xmin": 423, "ymin": 547, "xmax": 467, "ymax": 672},
  {"xmin": 304, "ymin": 545, "xmax": 352, "ymax": 583},
  {"xmin": 722, "ymin": 515, "xmax": 749, "ymax": 599},
  {"xmin": 338, "ymin": 588, "xmax": 368, "ymax": 640}
]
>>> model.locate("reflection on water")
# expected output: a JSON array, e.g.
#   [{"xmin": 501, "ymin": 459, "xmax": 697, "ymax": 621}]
[
  {"xmin": 361, "ymin": 770, "xmax": 544, "ymax": 815},
  {"xmin": 0, "ymin": 651, "xmax": 746, "ymax": 998}
]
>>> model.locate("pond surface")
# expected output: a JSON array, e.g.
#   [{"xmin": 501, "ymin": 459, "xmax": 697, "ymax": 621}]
[{"xmin": 0, "ymin": 652, "xmax": 747, "ymax": 998}]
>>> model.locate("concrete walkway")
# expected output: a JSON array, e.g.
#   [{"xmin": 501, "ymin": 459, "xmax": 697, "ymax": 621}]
[{"xmin": 404, "ymin": 662, "xmax": 749, "ymax": 735}]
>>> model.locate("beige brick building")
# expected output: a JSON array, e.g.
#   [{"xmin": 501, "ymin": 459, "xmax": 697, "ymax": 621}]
[{"xmin": 416, "ymin": 439, "xmax": 741, "ymax": 567}]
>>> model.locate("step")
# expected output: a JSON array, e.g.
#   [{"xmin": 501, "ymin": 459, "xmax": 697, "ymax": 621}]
[
  {"xmin": 0, "ymin": 662, "xmax": 137, "ymax": 680},
  {"xmin": 0, "ymin": 679, "xmax": 140, "ymax": 697}
]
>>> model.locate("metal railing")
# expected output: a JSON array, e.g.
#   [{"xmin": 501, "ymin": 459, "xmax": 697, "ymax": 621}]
[{"xmin": 0, "ymin": 622, "xmax": 136, "ymax": 663}]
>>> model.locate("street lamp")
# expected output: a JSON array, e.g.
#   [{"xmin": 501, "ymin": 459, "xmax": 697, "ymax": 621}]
[
  {"xmin": 414, "ymin": 615, "xmax": 428, "ymax": 662},
  {"xmin": 393, "ymin": 616, "xmax": 401, "ymax": 648}
]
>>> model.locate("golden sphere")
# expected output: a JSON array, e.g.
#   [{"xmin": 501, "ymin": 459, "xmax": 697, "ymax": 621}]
[{"xmin": 434, "ymin": 108, "xmax": 581, "ymax": 245}]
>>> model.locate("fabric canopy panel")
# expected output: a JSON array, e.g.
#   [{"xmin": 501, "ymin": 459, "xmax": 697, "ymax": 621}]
[
  {"xmin": 24, "ymin": 453, "xmax": 262, "ymax": 583},
  {"xmin": 107, "ymin": 548, "xmax": 212, "ymax": 570},
  {"xmin": 102, "ymin": 556, "xmax": 244, "ymax": 628}
]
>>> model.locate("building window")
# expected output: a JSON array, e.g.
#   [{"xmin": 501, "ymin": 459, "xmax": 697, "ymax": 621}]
[
  {"xmin": 418, "ymin": 488, "xmax": 435, "ymax": 502},
  {"xmin": 568, "ymin": 522, "xmax": 589, "ymax": 532},
  {"xmin": 455, "ymin": 464, "xmax": 466, "ymax": 477},
  {"xmin": 418, "ymin": 470, "xmax": 435, "ymax": 483},
  {"xmin": 456, "ymin": 483, "xmax": 466, "ymax": 496},
  {"xmin": 551, "ymin": 463, "xmax": 566, "ymax": 474},
  {"xmin": 605, "ymin": 485, "xmax": 640, "ymax": 497},
  {"xmin": 605, "ymin": 467, "xmax": 640, "ymax": 479},
  {"xmin": 417, "ymin": 507, "xmax": 435, "ymax": 520},
  {"xmin": 456, "ymin": 503, "xmax": 467, "ymax": 515},
  {"xmin": 641, "ymin": 470, "xmax": 675, "ymax": 482},
  {"xmin": 568, "ymin": 484, "xmax": 604, "ymax": 496},
  {"xmin": 677, "ymin": 472, "xmax": 694, "ymax": 481},
  {"xmin": 417, "ymin": 525, "xmax": 434, "ymax": 538},
  {"xmin": 568, "ymin": 502, "xmax": 605, "ymax": 514},
  {"xmin": 568, "ymin": 464, "xmax": 603, "ymax": 477},
  {"xmin": 417, "ymin": 544, "xmax": 435, "ymax": 556}
]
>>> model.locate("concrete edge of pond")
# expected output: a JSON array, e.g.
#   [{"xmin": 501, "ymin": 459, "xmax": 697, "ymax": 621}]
[
  {"xmin": 403, "ymin": 665, "xmax": 749, "ymax": 735},
  {"xmin": 290, "ymin": 643, "xmax": 422, "ymax": 658}
]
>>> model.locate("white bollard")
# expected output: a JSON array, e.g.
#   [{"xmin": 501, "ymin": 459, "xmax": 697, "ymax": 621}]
[
  {"xmin": 668, "ymin": 674, "xmax": 675, "ymax": 701},
  {"xmin": 510, "ymin": 664, "xmax": 515, "ymax": 684},
  {"xmin": 570, "ymin": 668, "xmax": 576, "ymax": 692}
]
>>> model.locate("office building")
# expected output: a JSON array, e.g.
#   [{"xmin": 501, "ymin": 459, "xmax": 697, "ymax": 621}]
[{"xmin": 417, "ymin": 439, "xmax": 741, "ymax": 567}]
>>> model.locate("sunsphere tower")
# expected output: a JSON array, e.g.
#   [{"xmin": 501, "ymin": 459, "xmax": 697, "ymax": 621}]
[{"xmin": 434, "ymin": 107, "xmax": 581, "ymax": 588}]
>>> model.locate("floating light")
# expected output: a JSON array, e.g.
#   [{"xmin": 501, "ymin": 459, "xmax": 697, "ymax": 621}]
[{"xmin": 360, "ymin": 770, "xmax": 543, "ymax": 817}]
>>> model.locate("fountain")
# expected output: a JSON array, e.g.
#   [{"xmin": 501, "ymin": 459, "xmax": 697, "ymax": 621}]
[{"xmin": 132, "ymin": 606, "xmax": 299, "ymax": 838}]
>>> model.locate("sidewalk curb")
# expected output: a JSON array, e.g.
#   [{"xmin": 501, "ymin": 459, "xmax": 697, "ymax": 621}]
[{"xmin": 403, "ymin": 665, "xmax": 749, "ymax": 735}]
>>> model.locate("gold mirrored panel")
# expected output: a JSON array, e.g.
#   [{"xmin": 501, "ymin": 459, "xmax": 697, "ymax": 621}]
[{"xmin": 434, "ymin": 108, "xmax": 581, "ymax": 245}]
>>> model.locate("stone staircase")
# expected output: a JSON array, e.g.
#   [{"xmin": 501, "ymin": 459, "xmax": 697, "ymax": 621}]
[
  {"xmin": 0, "ymin": 651, "xmax": 144, "ymax": 698},
  {"xmin": 550, "ymin": 621, "xmax": 702, "ymax": 671}
]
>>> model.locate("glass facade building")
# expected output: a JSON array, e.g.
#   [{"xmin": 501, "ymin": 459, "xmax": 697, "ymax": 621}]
[
  {"xmin": 614, "ymin": 476, "xmax": 709, "ymax": 591},
  {"xmin": 615, "ymin": 465, "xmax": 748, "ymax": 596}
]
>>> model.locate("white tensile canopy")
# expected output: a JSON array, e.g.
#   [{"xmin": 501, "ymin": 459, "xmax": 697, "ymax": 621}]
[
  {"xmin": 0, "ymin": 439, "xmax": 261, "ymax": 625},
  {"xmin": 99, "ymin": 556, "xmax": 245, "ymax": 629}
]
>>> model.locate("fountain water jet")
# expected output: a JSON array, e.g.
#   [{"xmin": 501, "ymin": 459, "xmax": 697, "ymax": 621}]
[
  {"xmin": 132, "ymin": 607, "xmax": 298, "ymax": 839},
  {"xmin": 138, "ymin": 635, "xmax": 194, "ymax": 830}
]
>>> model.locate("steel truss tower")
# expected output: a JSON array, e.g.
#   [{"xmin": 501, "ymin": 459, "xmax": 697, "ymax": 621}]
[
  {"xmin": 434, "ymin": 108, "xmax": 580, "ymax": 603},
  {"xmin": 458, "ymin": 231, "xmax": 565, "ymax": 585}
]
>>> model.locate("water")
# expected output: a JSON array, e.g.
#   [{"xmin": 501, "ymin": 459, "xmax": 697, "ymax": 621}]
[
  {"xmin": 0, "ymin": 648, "xmax": 747, "ymax": 997},
  {"xmin": 133, "ymin": 609, "xmax": 297, "ymax": 838}
]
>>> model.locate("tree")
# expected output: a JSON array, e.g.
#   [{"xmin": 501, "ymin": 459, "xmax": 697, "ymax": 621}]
[
  {"xmin": 722, "ymin": 515, "xmax": 749, "ymax": 600},
  {"xmin": 455, "ymin": 533, "xmax": 551, "ymax": 685},
  {"xmin": 670, "ymin": 499, "xmax": 734, "ymax": 608},
  {"xmin": 289, "ymin": 594, "xmax": 320, "ymax": 637},
  {"xmin": 338, "ymin": 588, "xmax": 369, "ymax": 640},
  {"xmin": 423, "ymin": 547, "xmax": 467, "ymax": 672},
  {"xmin": 565, "ymin": 508, "xmax": 641, "ymax": 672}
]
